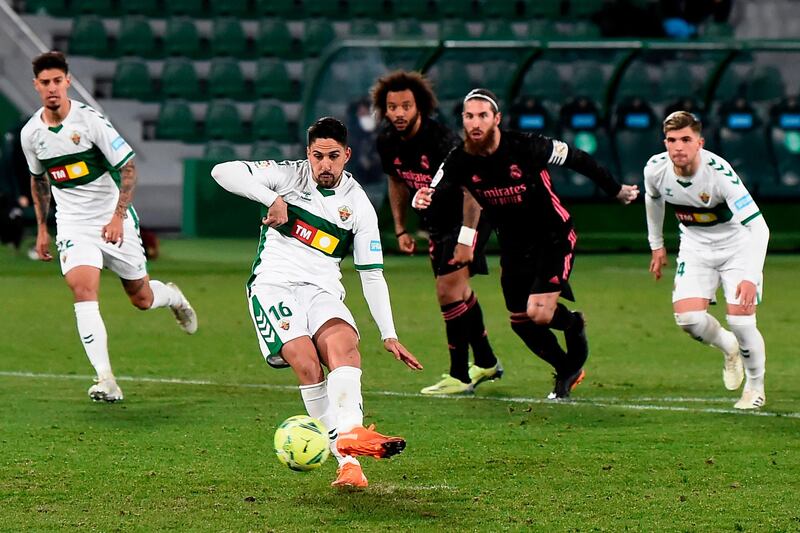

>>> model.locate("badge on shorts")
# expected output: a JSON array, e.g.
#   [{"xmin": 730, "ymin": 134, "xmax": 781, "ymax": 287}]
[
  {"xmin": 71, "ymin": 131, "xmax": 81, "ymax": 145},
  {"xmin": 338, "ymin": 205, "xmax": 352, "ymax": 222},
  {"xmin": 699, "ymin": 192, "xmax": 710, "ymax": 203},
  {"xmin": 279, "ymin": 320, "xmax": 290, "ymax": 330}
]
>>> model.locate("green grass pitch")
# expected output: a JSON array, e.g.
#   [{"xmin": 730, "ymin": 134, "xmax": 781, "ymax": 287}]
[{"xmin": 1, "ymin": 240, "xmax": 799, "ymax": 531}]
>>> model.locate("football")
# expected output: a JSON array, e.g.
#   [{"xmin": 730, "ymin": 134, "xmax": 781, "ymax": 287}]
[{"xmin": 273, "ymin": 415, "xmax": 331, "ymax": 472}]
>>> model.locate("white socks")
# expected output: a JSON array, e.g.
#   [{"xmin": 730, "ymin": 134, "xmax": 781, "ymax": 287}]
[
  {"xmin": 149, "ymin": 280, "xmax": 182, "ymax": 309},
  {"xmin": 326, "ymin": 366, "xmax": 364, "ymax": 434},
  {"xmin": 674, "ymin": 311, "xmax": 739, "ymax": 355},
  {"xmin": 727, "ymin": 314, "xmax": 766, "ymax": 391},
  {"xmin": 300, "ymin": 380, "xmax": 357, "ymax": 467},
  {"xmin": 74, "ymin": 301, "xmax": 112, "ymax": 379}
]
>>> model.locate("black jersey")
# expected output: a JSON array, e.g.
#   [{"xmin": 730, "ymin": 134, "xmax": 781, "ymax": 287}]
[
  {"xmin": 434, "ymin": 130, "xmax": 622, "ymax": 256},
  {"xmin": 376, "ymin": 117, "xmax": 461, "ymax": 234}
]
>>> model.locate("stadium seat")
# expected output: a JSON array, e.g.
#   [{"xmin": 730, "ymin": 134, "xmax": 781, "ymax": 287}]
[
  {"xmin": 613, "ymin": 98, "xmax": 663, "ymax": 187},
  {"xmin": 306, "ymin": 0, "xmax": 343, "ymax": 19},
  {"xmin": 116, "ymin": 16, "xmax": 157, "ymax": 58},
  {"xmin": 508, "ymin": 97, "xmax": 555, "ymax": 136},
  {"xmin": 568, "ymin": 0, "xmax": 605, "ymax": 18},
  {"xmin": 255, "ymin": 0, "xmax": 299, "ymax": 17},
  {"xmin": 714, "ymin": 66, "xmax": 745, "ymax": 103},
  {"xmin": 205, "ymin": 101, "xmax": 244, "ymax": 142},
  {"xmin": 349, "ymin": 0, "xmax": 388, "ymax": 18},
  {"xmin": 256, "ymin": 19, "xmax": 296, "ymax": 58},
  {"xmin": 701, "ymin": 22, "xmax": 734, "ymax": 38},
  {"xmin": 569, "ymin": 63, "xmax": 607, "ymax": 106},
  {"xmin": 211, "ymin": 18, "xmax": 248, "ymax": 58},
  {"xmin": 350, "ymin": 19, "xmax": 380, "ymax": 37},
  {"xmin": 392, "ymin": 0, "xmax": 433, "ymax": 19},
  {"xmin": 569, "ymin": 20, "xmax": 602, "ymax": 39},
  {"xmin": 615, "ymin": 62, "xmax": 655, "ymax": 102},
  {"xmin": 520, "ymin": 61, "xmax": 562, "ymax": 102},
  {"xmin": 252, "ymin": 102, "xmax": 293, "ymax": 142},
  {"xmin": 525, "ymin": 18, "xmax": 560, "ymax": 39},
  {"xmin": 717, "ymin": 98, "xmax": 777, "ymax": 192},
  {"xmin": 156, "ymin": 100, "xmax": 196, "ymax": 141},
  {"xmin": 203, "ymin": 141, "xmax": 238, "ymax": 162},
  {"xmin": 745, "ymin": 65, "xmax": 785, "ymax": 103},
  {"xmin": 522, "ymin": 0, "xmax": 561, "ymax": 18},
  {"xmin": 160, "ymin": 58, "xmax": 200, "ymax": 100},
  {"xmin": 655, "ymin": 63, "xmax": 700, "ymax": 103},
  {"xmin": 437, "ymin": 0, "xmax": 477, "ymax": 18},
  {"xmin": 165, "ymin": 0, "xmax": 206, "ymax": 17},
  {"xmin": 480, "ymin": 61, "xmax": 516, "ymax": 101},
  {"xmin": 391, "ymin": 19, "xmax": 425, "ymax": 38},
  {"xmin": 72, "ymin": 0, "xmax": 115, "ymax": 16},
  {"xmin": 254, "ymin": 59, "xmax": 294, "ymax": 101},
  {"xmin": 112, "ymin": 59, "xmax": 153, "ymax": 100},
  {"xmin": 250, "ymin": 141, "xmax": 285, "ymax": 161},
  {"xmin": 120, "ymin": 0, "xmax": 159, "ymax": 16},
  {"xmin": 210, "ymin": 0, "xmax": 249, "ymax": 17},
  {"xmin": 164, "ymin": 17, "xmax": 202, "ymax": 58},
  {"xmin": 481, "ymin": 19, "xmax": 516, "ymax": 40},
  {"xmin": 303, "ymin": 19, "xmax": 337, "ymax": 57},
  {"xmin": 69, "ymin": 16, "xmax": 109, "ymax": 58},
  {"xmin": 758, "ymin": 97, "xmax": 800, "ymax": 197},
  {"xmin": 26, "ymin": 0, "xmax": 68, "ymax": 16},
  {"xmin": 439, "ymin": 19, "xmax": 472, "ymax": 40},
  {"xmin": 429, "ymin": 60, "xmax": 472, "ymax": 99},
  {"xmin": 207, "ymin": 58, "xmax": 247, "ymax": 100},
  {"xmin": 478, "ymin": 0, "xmax": 519, "ymax": 18}
]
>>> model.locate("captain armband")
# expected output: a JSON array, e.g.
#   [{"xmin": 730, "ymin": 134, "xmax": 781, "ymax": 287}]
[{"xmin": 457, "ymin": 226, "xmax": 476, "ymax": 247}]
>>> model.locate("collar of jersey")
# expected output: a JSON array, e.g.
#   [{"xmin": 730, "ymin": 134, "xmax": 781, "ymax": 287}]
[{"xmin": 316, "ymin": 184, "xmax": 336, "ymax": 197}]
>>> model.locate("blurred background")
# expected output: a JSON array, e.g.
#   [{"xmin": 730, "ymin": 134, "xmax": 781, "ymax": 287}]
[{"xmin": 0, "ymin": 0, "xmax": 798, "ymax": 250}]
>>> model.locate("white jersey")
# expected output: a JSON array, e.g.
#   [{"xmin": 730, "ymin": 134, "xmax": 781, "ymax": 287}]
[
  {"xmin": 644, "ymin": 149, "xmax": 762, "ymax": 250},
  {"xmin": 20, "ymin": 100, "xmax": 135, "ymax": 227},
  {"xmin": 240, "ymin": 160, "xmax": 384, "ymax": 298}
]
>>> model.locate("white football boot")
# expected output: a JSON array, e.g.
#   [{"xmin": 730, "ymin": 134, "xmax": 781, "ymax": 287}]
[
  {"xmin": 722, "ymin": 341, "xmax": 744, "ymax": 391},
  {"xmin": 167, "ymin": 282, "xmax": 198, "ymax": 334},
  {"xmin": 733, "ymin": 387, "xmax": 765, "ymax": 410},
  {"xmin": 88, "ymin": 376, "xmax": 124, "ymax": 403}
]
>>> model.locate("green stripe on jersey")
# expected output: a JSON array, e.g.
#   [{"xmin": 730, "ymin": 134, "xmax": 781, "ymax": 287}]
[
  {"xmin": 740, "ymin": 211, "xmax": 762, "ymax": 225},
  {"xmin": 672, "ymin": 203, "xmax": 733, "ymax": 227},
  {"xmin": 246, "ymin": 224, "xmax": 269, "ymax": 289},
  {"xmin": 355, "ymin": 263, "xmax": 383, "ymax": 270},
  {"xmin": 273, "ymin": 204, "xmax": 354, "ymax": 259},
  {"xmin": 40, "ymin": 145, "xmax": 115, "ymax": 189}
]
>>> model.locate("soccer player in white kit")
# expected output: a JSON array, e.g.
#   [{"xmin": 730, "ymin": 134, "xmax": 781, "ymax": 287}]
[
  {"xmin": 211, "ymin": 117, "xmax": 422, "ymax": 489},
  {"xmin": 21, "ymin": 52, "xmax": 198, "ymax": 403},
  {"xmin": 644, "ymin": 111, "xmax": 769, "ymax": 409}
]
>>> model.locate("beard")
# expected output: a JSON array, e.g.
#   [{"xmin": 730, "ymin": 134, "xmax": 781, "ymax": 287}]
[
  {"xmin": 394, "ymin": 111, "xmax": 420, "ymax": 139},
  {"xmin": 463, "ymin": 126, "xmax": 499, "ymax": 156},
  {"xmin": 316, "ymin": 171, "xmax": 340, "ymax": 188}
]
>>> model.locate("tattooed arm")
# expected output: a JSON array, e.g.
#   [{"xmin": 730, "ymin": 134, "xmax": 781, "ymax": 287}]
[
  {"xmin": 102, "ymin": 159, "xmax": 137, "ymax": 245},
  {"xmin": 31, "ymin": 174, "xmax": 53, "ymax": 261}
]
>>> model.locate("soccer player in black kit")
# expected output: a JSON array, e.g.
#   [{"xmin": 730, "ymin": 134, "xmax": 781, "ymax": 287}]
[
  {"xmin": 371, "ymin": 71, "xmax": 502, "ymax": 396},
  {"xmin": 415, "ymin": 89, "xmax": 639, "ymax": 399}
]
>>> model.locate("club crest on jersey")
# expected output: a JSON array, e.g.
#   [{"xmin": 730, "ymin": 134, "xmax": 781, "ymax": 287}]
[
  {"xmin": 279, "ymin": 320, "xmax": 290, "ymax": 331},
  {"xmin": 70, "ymin": 131, "xmax": 81, "ymax": 145},
  {"xmin": 509, "ymin": 164, "xmax": 522, "ymax": 179},
  {"xmin": 699, "ymin": 192, "xmax": 710, "ymax": 203},
  {"xmin": 338, "ymin": 205, "xmax": 352, "ymax": 222},
  {"xmin": 420, "ymin": 154, "xmax": 430, "ymax": 170},
  {"xmin": 471, "ymin": 174, "xmax": 482, "ymax": 183}
]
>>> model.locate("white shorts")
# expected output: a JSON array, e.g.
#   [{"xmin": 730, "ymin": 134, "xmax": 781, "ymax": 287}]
[
  {"xmin": 246, "ymin": 281, "xmax": 359, "ymax": 359},
  {"xmin": 56, "ymin": 215, "xmax": 148, "ymax": 280},
  {"xmin": 673, "ymin": 243, "xmax": 763, "ymax": 305}
]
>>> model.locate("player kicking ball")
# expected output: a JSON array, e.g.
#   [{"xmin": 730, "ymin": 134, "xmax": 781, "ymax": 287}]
[
  {"xmin": 21, "ymin": 52, "xmax": 197, "ymax": 403},
  {"xmin": 211, "ymin": 117, "xmax": 422, "ymax": 489},
  {"xmin": 645, "ymin": 111, "xmax": 769, "ymax": 409}
]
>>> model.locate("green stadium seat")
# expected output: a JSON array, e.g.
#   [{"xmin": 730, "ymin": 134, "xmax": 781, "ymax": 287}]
[
  {"xmin": 254, "ymin": 58, "xmax": 294, "ymax": 101},
  {"xmin": 569, "ymin": 20, "xmax": 602, "ymax": 38},
  {"xmin": 437, "ymin": 0, "xmax": 476, "ymax": 18},
  {"xmin": 205, "ymin": 101, "xmax": 243, "ymax": 141},
  {"xmin": 306, "ymin": 0, "xmax": 343, "ymax": 19},
  {"xmin": 746, "ymin": 66, "xmax": 785, "ymax": 103},
  {"xmin": 613, "ymin": 99, "xmax": 663, "ymax": 187},
  {"xmin": 203, "ymin": 141, "xmax": 238, "ymax": 162},
  {"xmin": 478, "ymin": 0, "xmax": 519, "ymax": 18},
  {"xmin": 717, "ymin": 102, "xmax": 775, "ymax": 192},
  {"xmin": 481, "ymin": 19, "xmax": 516, "ymax": 40},
  {"xmin": 156, "ymin": 100, "xmax": 196, "ymax": 141},
  {"xmin": 303, "ymin": 19, "xmax": 337, "ymax": 57},
  {"xmin": 391, "ymin": 18, "xmax": 425, "ymax": 38},
  {"xmin": 763, "ymin": 126, "xmax": 800, "ymax": 197},
  {"xmin": 392, "ymin": 0, "xmax": 433, "ymax": 19},
  {"xmin": 481, "ymin": 62, "xmax": 516, "ymax": 101},
  {"xmin": 208, "ymin": 58, "xmax": 247, "ymax": 100},
  {"xmin": 568, "ymin": 0, "xmax": 605, "ymax": 18},
  {"xmin": 522, "ymin": 0, "xmax": 561, "ymax": 18},
  {"xmin": 164, "ymin": 17, "xmax": 201, "ymax": 58},
  {"xmin": 116, "ymin": 16, "xmax": 157, "ymax": 58},
  {"xmin": 616, "ymin": 63, "xmax": 654, "ymax": 101},
  {"xmin": 525, "ymin": 18, "xmax": 559, "ymax": 39},
  {"xmin": 27, "ymin": 0, "xmax": 68, "ymax": 16},
  {"xmin": 701, "ymin": 22, "xmax": 734, "ymax": 39},
  {"xmin": 250, "ymin": 141, "xmax": 285, "ymax": 161},
  {"xmin": 520, "ymin": 61, "xmax": 563, "ymax": 107},
  {"xmin": 655, "ymin": 63, "xmax": 700, "ymax": 103},
  {"xmin": 165, "ymin": 0, "xmax": 206, "ymax": 16},
  {"xmin": 430, "ymin": 60, "xmax": 471, "ymax": 99},
  {"xmin": 121, "ymin": 0, "xmax": 159, "ymax": 16},
  {"xmin": 252, "ymin": 102, "xmax": 293, "ymax": 142},
  {"xmin": 256, "ymin": 19, "xmax": 296, "ymax": 58},
  {"xmin": 211, "ymin": 18, "xmax": 248, "ymax": 58},
  {"xmin": 69, "ymin": 16, "xmax": 109, "ymax": 58},
  {"xmin": 211, "ymin": 0, "xmax": 249, "ymax": 17},
  {"xmin": 255, "ymin": 0, "xmax": 299, "ymax": 17},
  {"xmin": 112, "ymin": 59, "xmax": 153, "ymax": 100},
  {"xmin": 570, "ymin": 63, "xmax": 606, "ymax": 105},
  {"xmin": 714, "ymin": 67, "xmax": 745, "ymax": 103},
  {"xmin": 72, "ymin": 0, "xmax": 115, "ymax": 16},
  {"xmin": 349, "ymin": 0, "xmax": 387, "ymax": 18},
  {"xmin": 160, "ymin": 58, "xmax": 200, "ymax": 100},
  {"xmin": 350, "ymin": 19, "xmax": 380, "ymax": 37},
  {"xmin": 439, "ymin": 20, "xmax": 472, "ymax": 40}
]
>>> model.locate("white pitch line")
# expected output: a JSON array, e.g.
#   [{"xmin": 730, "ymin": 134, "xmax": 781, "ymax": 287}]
[{"xmin": 1, "ymin": 370, "xmax": 798, "ymax": 419}]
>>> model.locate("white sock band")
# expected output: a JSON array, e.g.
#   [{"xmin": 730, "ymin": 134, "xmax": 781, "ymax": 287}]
[
  {"xmin": 149, "ymin": 280, "xmax": 181, "ymax": 309},
  {"xmin": 727, "ymin": 314, "xmax": 766, "ymax": 388},
  {"xmin": 74, "ymin": 301, "xmax": 112, "ymax": 378},
  {"xmin": 327, "ymin": 366, "xmax": 363, "ymax": 434}
]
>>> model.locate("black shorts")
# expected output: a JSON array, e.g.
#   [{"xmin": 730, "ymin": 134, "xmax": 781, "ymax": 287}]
[
  {"xmin": 500, "ymin": 228, "xmax": 577, "ymax": 312},
  {"xmin": 428, "ymin": 216, "xmax": 492, "ymax": 278}
]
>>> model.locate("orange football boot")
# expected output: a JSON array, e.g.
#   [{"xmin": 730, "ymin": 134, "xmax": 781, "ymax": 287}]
[
  {"xmin": 331, "ymin": 462, "xmax": 368, "ymax": 489},
  {"xmin": 336, "ymin": 424, "xmax": 406, "ymax": 459}
]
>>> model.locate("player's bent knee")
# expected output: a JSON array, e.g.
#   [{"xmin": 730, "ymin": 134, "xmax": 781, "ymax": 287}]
[
  {"xmin": 674, "ymin": 311, "xmax": 707, "ymax": 337},
  {"xmin": 527, "ymin": 307, "xmax": 553, "ymax": 326},
  {"xmin": 130, "ymin": 294, "xmax": 153, "ymax": 310}
]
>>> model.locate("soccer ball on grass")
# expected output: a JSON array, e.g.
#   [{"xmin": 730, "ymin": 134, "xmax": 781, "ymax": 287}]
[{"xmin": 273, "ymin": 415, "xmax": 330, "ymax": 472}]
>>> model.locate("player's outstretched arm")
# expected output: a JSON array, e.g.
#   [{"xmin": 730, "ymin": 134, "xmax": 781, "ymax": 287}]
[
  {"xmin": 383, "ymin": 338, "xmax": 423, "ymax": 370},
  {"xmin": 30, "ymin": 174, "xmax": 52, "ymax": 261},
  {"xmin": 211, "ymin": 161, "xmax": 280, "ymax": 207}
]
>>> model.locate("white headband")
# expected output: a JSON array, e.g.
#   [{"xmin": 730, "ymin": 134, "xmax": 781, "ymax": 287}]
[{"xmin": 463, "ymin": 91, "xmax": 499, "ymax": 112}]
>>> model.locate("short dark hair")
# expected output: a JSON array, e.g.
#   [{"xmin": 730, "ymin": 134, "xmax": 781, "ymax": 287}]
[
  {"xmin": 663, "ymin": 110, "xmax": 702, "ymax": 135},
  {"xmin": 464, "ymin": 88, "xmax": 500, "ymax": 114},
  {"xmin": 32, "ymin": 51, "xmax": 69, "ymax": 77},
  {"xmin": 370, "ymin": 70, "xmax": 438, "ymax": 121},
  {"xmin": 307, "ymin": 116, "xmax": 348, "ymax": 146}
]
